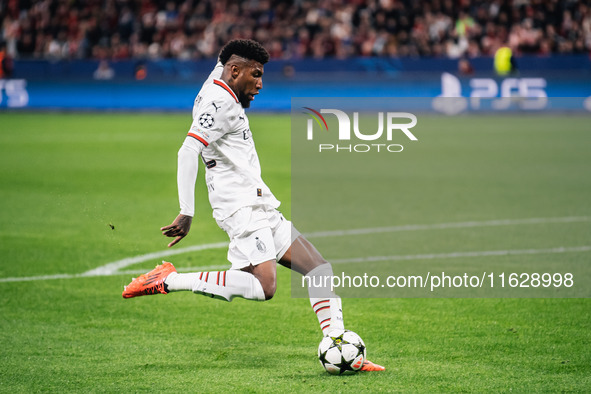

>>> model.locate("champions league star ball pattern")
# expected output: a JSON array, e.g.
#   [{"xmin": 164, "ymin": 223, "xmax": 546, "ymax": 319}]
[
  {"xmin": 318, "ymin": 329, "xmax": 366, "ymax": 375},
  {"xmin": 198, "ymin": 113, "xmax": 215, "ymax": 129}
]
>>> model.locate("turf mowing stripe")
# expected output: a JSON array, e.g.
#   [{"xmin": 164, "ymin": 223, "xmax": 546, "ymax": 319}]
[{"xmin": 330, "ymin": 246, "xmax": 591, "ymax": 264}]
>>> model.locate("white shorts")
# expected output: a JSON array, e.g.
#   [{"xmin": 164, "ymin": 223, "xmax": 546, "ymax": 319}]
[{"xmin": 216, "ymin": 205, "xmax": 301, "ymax": 270}]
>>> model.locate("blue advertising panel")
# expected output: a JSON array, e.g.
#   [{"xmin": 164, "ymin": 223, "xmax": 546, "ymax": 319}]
[{"xmin": 1, "ymin": 56, "xmax": 590, "ymax": 112}]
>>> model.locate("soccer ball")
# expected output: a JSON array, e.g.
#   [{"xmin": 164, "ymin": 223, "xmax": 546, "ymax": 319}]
[{"xmin": 318, "ymin": 329, "xmax": 366, "ymax": 375}]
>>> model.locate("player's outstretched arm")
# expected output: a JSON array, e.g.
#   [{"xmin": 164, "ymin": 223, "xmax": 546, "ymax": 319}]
[
  {"xmin": 161, "ymin": 139, "xmax": 201, "ymax": 248},
  {"xmin": 161, "ymin": 214, "xmax": 193, "ymax": 248}
]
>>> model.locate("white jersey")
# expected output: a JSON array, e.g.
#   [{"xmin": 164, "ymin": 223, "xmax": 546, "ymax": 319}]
[{"xmin": 177, "ymin": 62, "xmax": 280, "ymax": 221}]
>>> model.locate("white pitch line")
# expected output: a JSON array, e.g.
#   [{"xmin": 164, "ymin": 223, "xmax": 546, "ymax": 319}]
[
  {"xmin": 81, "ymin": 241, "xmax": 228, "ymax": 277},
  {"xmin": 1, "ymin": 245, "xmax": 589, "ymax": 284},
  {"xmin": 0, "ymin": 242, "xmax": 229, "ymax": 283},
  {"xmin": 1, "ymin": 216, "xmax": 590, "ymax": 283},
  {"xmin": 0, "ymin": 245, "xmax": 591, "ymax": 283},
  {"xmin": 0, "ymin": 273, "xmax": 79, "ymax": 283},
  {"xmin": 82, "ymin": 215, "xmax": 591, "ymax": 277},
  {"xmin": 305, "ymin": 216, "xmax": 591, "ymax": 238},
  {"xmin": 330, "ymin": 245, "xmax": 591, "ymax": 264},
  {"xmin": 142, "ymin": 245, "xmax": 591, "ymax": 270}
]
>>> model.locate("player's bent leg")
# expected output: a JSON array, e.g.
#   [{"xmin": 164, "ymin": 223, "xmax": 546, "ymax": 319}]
[
  {"xmin": 192, "ymin": 268, "xmax": 267, "ymax": 301},
  {"xmin": 124, "ymin": 260, "xmax": 269, "ymax": 302},
  {"xmin": 164, "ymin": 267, "xmax": 268, "ymax": 301},
  {"xmin": 163, "ymin": 216, "xmax": 278, "ymax": 301},
  {"xmin": 123, "ymin": 261, "xmax": 266, "ymax": 301},
  {"xmin": 151, "ymin": 218, "xmax": 278, "ymax": 302},
  {"xmin": 241, "ymin": 260, "xmax": 277, "ymax": 300}
]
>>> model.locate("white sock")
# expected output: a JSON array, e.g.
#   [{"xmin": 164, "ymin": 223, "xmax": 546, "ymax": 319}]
[
  {"xmin": 165, "ymin": 270, "xmax": 265, "ymax": 301},
  {"xmin": 165, "ymin": 272, "xmax": 200, "ymax": 292},
  {"xmin": 306, "ymin": 263, "xmax": 345, "ymax": 335}
]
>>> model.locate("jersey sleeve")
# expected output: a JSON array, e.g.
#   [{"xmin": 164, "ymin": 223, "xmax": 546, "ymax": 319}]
[
  {"xmin": 177, "ymin": 141, "xmax": 201, "ymax": 217},
  {"xmin": 187, "ymin": 100, "xmax": 230, "ymax": 148}
]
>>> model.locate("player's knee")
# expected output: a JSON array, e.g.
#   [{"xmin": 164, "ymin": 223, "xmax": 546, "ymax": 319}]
[
  {"xmin": 245, "ymin": 260, "xmax": 277, "ymax": 300},
  {"xmin": 263, "ymin": 285, "xmax": 277, "ymax": 301},
  {"xmin": 262, "ymin": 280, "xmax": 276, "ymax": 300}
]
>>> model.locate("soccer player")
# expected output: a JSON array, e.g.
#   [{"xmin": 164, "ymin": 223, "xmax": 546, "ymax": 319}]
[{"xmin": 122, "ymin": 39, "xmax": 384, "ymax": 372}]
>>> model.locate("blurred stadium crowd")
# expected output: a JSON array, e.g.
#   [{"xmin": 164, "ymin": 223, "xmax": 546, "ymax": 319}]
[{"xmin": 1, "ymin": 0, "xmax": 590, "ymax": 61}]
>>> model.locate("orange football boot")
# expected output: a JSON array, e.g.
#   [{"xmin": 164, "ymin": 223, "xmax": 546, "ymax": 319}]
[
  {"xmin": 361, "ymin": 359, "xmax": 386, "ymax": 372},
  {"xmin": 122, "ymin": 262, "xmax": 176, "ymax": 299}
]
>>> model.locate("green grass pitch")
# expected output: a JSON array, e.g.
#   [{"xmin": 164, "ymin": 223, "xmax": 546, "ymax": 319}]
[{"xmin": 0, "ymin": 112, "xmax": 590, "ymax": 392}]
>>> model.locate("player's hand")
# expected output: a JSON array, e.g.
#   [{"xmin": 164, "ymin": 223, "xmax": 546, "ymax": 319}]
[{"xmin": 161, "ymin": 214, "xmax": 193, "ymax": 248}]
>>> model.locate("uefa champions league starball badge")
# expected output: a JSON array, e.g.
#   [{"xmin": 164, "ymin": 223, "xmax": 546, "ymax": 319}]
[{"xmin": 199, "ymin": 113, "xmax": 215, "ymax": 128}]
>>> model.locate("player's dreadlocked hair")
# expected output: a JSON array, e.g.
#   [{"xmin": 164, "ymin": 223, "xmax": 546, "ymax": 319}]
[{"xmin": 219, "ymin": 39, "xmax": 270, "ymax": 65}]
